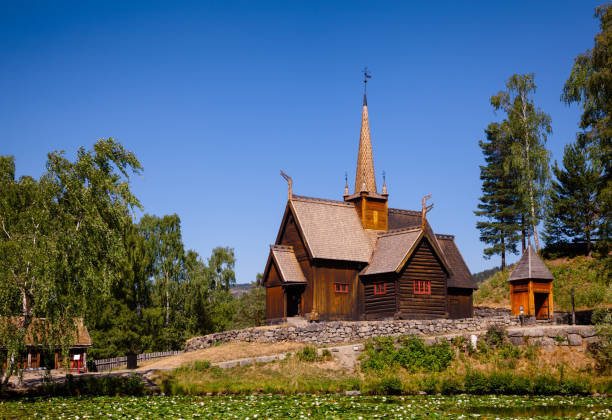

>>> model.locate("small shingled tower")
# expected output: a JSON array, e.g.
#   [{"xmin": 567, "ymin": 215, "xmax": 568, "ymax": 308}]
[{"xmin": 508, "ymin": 244, "xmax": 554, "ymax": 319}]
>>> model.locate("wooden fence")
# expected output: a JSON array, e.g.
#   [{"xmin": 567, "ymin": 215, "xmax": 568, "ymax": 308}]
[{"xmin": 92, "ymin": 350, "xmax": 184, "ymax": 372}]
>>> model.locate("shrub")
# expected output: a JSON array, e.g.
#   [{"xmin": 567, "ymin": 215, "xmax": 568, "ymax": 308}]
[
  {"xmin": 361, "ymin": 336, "xmax": 453, "ymax": 373},
  {"xmin": 464, "ymin": 370, "xmax": 490, "ymax": 394},
  {"xmin": 40, "ymin": 374, "xmax": 146, "ymax": 397},
  {"xmin": 372, "ymin": 376, "xmax": 403, "ymax": 395},
  {"xmin": 192, "ymin": 360, "xmax": 212, "ymax": 371},
  {"xmin": 360, "ymin": 337, "xmax": 397, "ymax": 372},
  {"xmin": 296, "ymin": 346, "xmax": 321, "ymax": 362},
  {"xmin": 484, "ymin": 325, "xmax": 506, "ymax": 347},
  {"xmin": 591, "ymin": 307, "xmax": 612, "ymax": 373}
]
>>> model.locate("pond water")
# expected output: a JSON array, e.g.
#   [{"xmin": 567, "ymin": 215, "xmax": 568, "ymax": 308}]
[{"xmin": 0, "ymin": 394, "xmax": 610, "ymax": 419}]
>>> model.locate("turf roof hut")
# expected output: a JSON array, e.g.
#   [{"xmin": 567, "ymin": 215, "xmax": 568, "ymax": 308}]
[
  {"xmin": 262, "ymin": 84, "xmax": 477, "ymax": 323},
  {"xmin": 508, "ymin": 245, "xmax": 554, "ymax": 319},
  {"xmin": 1, "ymin": 317, "xmax": 92, "ymax": 370}
]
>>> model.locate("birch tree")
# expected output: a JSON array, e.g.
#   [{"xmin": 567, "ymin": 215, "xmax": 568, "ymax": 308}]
[
  {"xmin": 491, "ymin": 73, "xmax": 552, "ymax": 251},
  {"xmin": 0, "ymin": 139, "xmax": 141, "ymax": 389}
]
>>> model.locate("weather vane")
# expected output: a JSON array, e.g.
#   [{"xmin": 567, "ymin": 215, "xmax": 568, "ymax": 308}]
[
  {"xmin": 362, "ymin": 67, "xmax": 372, "ymax": 93},
  {"xmin": 382, "ymin": 170, "xmax": 386, "ymax": 184}
]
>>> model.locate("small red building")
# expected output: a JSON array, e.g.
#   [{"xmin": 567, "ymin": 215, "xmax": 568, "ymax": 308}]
[{"xmin": 2, "ymin": 317, "xmax": 92, "ymax": 370}]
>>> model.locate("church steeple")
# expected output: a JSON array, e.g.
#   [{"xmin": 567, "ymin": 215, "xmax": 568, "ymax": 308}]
[{"xmin": 355, "ymin": 70, "xmax": 377, "ymax": 194}]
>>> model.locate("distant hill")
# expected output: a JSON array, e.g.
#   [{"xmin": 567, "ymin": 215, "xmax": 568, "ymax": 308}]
[
  {"xmin": 474, "ymin": 256, "xmax": 611, "ymax": 311},
  {"xmin": 472, "ymin": 267, "xmax": 502, "ymax": 285},
  {"xmin": 230, "ymin": 283, "xmax": 252, "ymax": 297}
]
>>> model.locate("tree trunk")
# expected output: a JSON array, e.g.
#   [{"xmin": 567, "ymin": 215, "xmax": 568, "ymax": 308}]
[
  {"xmin": 528, "ymin": 181, "xmax": 541, "ymax": 251},
  {"xmin": 521, "ymin": 215, "xmax": 526, "ymax": 253},
  {"xmin": 165, "ymin": 289, "xmax": 170, "ymax": 326},
  {"xmin": 521, "ymin": 98, "xmax": 540, "ymax": 252},
  {"xmin": 586, "ymin": 229, "xmax": 592, "ymax": 257},
  {"xmin": 501, "ymin": 235, "xmax": 506, "ymax": 270},
  {"xmin": 1, "ymin": 289, "xmax": 33, "ymax": 391},
  {"xmin": 0, "ymin": 351, "xmax": 16, "ymax": 390}
]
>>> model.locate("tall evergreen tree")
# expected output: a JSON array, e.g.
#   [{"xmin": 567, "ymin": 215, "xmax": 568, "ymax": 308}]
[
  {"xmin": 563, "ymin": 4, "xmax": 612, "ymax": 248},
  {"xmin": 491, "ymin": 73, "xmax": 552, "ymax": 251},
  {"xmin": 544, "ymin": 141, "xmax": 601, "ymax": 256},
  {"xmin": 475, "ymin": 123, "xmax": 521, "ymax": 269}
]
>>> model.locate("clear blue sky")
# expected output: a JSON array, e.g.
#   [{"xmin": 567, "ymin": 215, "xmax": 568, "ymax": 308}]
[{"xmin": 1, "ymin": 1, "xmax": 603, "ymax": 283}]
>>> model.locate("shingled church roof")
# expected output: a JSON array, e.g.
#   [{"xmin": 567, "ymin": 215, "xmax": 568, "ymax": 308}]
[
  {"xmin": 436, "ymin": 234, "xmax": 477, "ymax": 289},
  {"xmin": 289, "ymin": 196, "xmax": 373, "ymax": 263},
  {"xmin": 269, "ymin": 245, "xmax": 307, "ymax": 283},
  {"xmin": 508, "ymin": 245, "xmax": 554, "ymax": 282}
]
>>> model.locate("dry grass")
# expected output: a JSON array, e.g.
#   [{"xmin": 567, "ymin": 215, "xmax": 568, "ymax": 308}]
[
  {"xmin": 156, "ymin": 356, "xmax": 362, "ymax": 395},
  {"xmin": 136, "ymin": 341, "xmax": 308, "ymax": 371}
]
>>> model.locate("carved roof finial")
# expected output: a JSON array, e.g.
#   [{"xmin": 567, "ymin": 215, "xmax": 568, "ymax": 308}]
[
  {"xmin": 421, "ymin": 194, "xmax": 434, "ymax": 229},
  {"xmin": 344, "ymin": 172, "xmax": 349, "ymax": 197},
  {"xmin": 280, "ymin": 170, "xmax": 293, "ymax": 200},
  {"xmin": 382, "ymin": 171, "xmax": 388, "ymax": 195}
]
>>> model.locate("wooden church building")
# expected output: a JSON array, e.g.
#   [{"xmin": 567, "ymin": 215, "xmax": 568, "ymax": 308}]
[{"xmin": 262, "ymin": 87, "xmax": 477, "ymax": 323}]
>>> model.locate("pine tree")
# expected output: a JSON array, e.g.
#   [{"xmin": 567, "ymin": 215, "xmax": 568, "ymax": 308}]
[
  {"xmin": 475, "ymin": 123, "xmax": 521, "ymax": 269},
  {"xmin": 563, "ymin": 4, "xmax": 612, "ymax": 248},
  {"xmin": 544, "ymin": 141, "xmax": 601, "ymax": 256}
]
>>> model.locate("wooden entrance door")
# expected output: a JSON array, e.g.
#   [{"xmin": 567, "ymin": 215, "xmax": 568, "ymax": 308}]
[
  {"xmin": 286, "ymin": 287, "xmax": 303, "ymax": 317},
  {"xmin": 534, "ymin": 293, "xmax": 550, "ymax": 320}
]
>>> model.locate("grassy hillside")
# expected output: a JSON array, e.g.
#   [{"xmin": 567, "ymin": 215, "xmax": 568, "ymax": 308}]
[{"xmin": 474, "ymin": 256, "xmax": 612, "ymax": 311}]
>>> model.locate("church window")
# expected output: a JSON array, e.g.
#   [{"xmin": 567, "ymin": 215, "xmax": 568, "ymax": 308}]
[
  {"xmin": 374, "ymin": 283, "xmax": 386, "ymax": 295},
  {"xmin": 334, "ymin": 283, "xmax": 349, "ymax": 294},
  {"xmin": 414, "ymin": 280, "xmax": 431, "ymax": 295}
]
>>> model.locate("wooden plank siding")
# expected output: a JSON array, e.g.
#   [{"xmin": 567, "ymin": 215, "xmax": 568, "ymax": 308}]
[
  {"xmin": 266, "ymin": 286, "xmax": 285, "ymax": 322},
  {"xmin": 312, "ymin": 260, "xmax": 361, "ymax": 321},
  {"xmin": 447, "ymin": 288, "xmax": 473, "ymax": 319},
  {"xmin": 352, "ymin": 197, "xmax": 388, "ymax": 230},
  {"xmin": 397, "ymin": 239, "xmax": 448, "ymax": 319},
  {"xmin": 363, "ymin": 276, "xmax": 396, "ymax": 319},
  {"xmin": 277, "ymin": 211, "xmax": 313, "ymax": 315}
]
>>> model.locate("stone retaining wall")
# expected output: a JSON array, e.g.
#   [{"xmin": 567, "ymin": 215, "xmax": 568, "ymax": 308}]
[
  {"xmin": 473, "ymin": 306, "xmax": 511, "ymax": 318},
  {"xmin": 504, "ymin": 325, "xmax": 598, "ymax": 347},
  {"xmin": 185, "ymin": 316, "xmax": 520, "ymax": 351}
]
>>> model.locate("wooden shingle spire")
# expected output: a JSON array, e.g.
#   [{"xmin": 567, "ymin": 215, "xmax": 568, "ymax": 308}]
[{"xmin": 354, "ymin": 70, "xmax": 377, "ymax": 194}]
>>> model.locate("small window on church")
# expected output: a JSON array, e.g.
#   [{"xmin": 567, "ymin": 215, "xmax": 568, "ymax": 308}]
[
  {"xmin": 414, "ymin": 280, "xmax": 431, "ymax": 295},
  {"xmin": 374, "ymin": 283, "xmax": 386, "ymax": 295},
  {"xmin": 334, "ymin": 283, "xmax": 349, "ymax": 293}
]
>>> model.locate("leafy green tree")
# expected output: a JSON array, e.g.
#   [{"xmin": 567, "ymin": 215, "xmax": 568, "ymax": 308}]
[
  {"xmin": 139, "ymin": 214, "xmax": 184, "ymax": 330},
  {"xmin": 544, "ymin": 141, "xmax": 601, "ymax": 256},
  {"xmin": 232, "ymin": 274, "xmax": 266, "ymax": 329},
  {"xmin": 563, "ymin": 4, "xmax": 612, "ymax": 248},
  {"xmin": 0, "ymin": 139, "xmax": 141, "ymax": 388},
  {"xmin": 491, "ymin": 73, "xmax": 552, "ymax": 251},
  {"xmin": 475, "ymin": 123, "xmax": 521, "ymax": 269}
]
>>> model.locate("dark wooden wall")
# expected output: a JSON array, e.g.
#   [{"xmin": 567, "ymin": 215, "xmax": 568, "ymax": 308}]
[
  {"xmin": 397, "ymin": 239, "xmax": 448, "ymax": 319},
  {"xmin": 363, "ymin": 276, "xmax": 396, "ymax": 319},
  {"xmin": 447, "ymin": 288, "xmax": 473, "ymax": 319},
  {"xmin": 312, "ymin": 260, "xmax": 361, "ymax": 321},
  {"xmin": 277, "ymin": 211, "xmax": 313, "ymax": 315},
  {"xmin": 266, "ymin": 285, "xmax": 285, "ymax": 321}
]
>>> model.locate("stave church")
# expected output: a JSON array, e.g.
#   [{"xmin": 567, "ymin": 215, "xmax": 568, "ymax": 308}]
[{"xmin": 262, "ymin": 83, "xmax": 477, "ymax": 323}]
